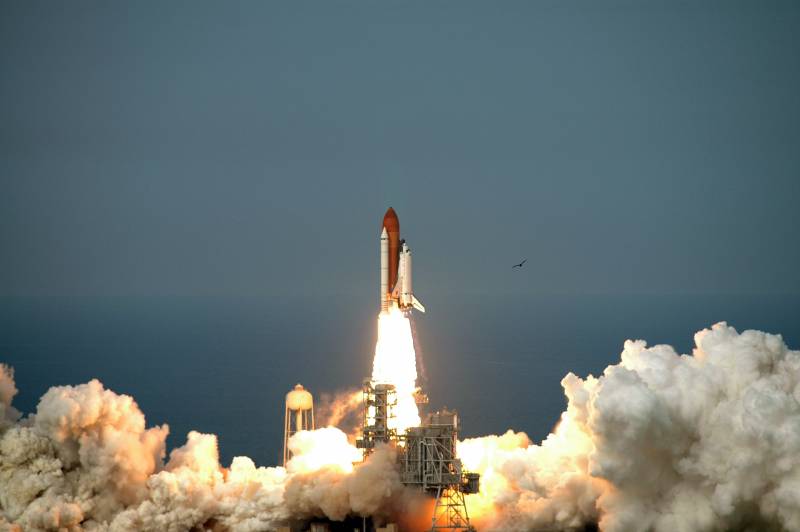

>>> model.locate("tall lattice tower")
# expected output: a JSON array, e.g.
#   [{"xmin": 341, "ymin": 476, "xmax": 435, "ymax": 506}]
[
  {"xmin": 356, "ymin": 380, "xmax": 479, "ymax": 532},
  {"xmin": 402, "ymin": 410, "xmax": 479, "ymax": 532},
  {"xmin": 283, "ymin": 383, "xmax": 314, "ymax": 466}
]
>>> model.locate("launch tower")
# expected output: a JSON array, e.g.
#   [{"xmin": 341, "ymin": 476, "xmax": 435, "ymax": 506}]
[
  {"xmin": 356, "ymin": 381, "xmax": 479, "ymax": 532},
  {"xmin": 357, "ymin": 380, "xmax": 398, "ymax": 450},
  {"xmin": 403, "ymin": 411, "xmax": 480, "ymax": 531}
]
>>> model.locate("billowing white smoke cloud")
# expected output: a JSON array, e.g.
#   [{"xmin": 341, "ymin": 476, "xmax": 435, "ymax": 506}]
[
  {"xmin": 109, "ymin": 431, "xmax": 288, "ymax": 532},
  {"xmin": 0, "ymin": 377, "xmax": 169, "ymax": 531},
  {"xmin": 284, "ymin": 443, "xmax": 404, "ymax": 522},
  {"xmin": 0, "ymin": 374, "xmax": 402, "ymax": 531},
  {"xmin": 460, "ymin": 323, "xmax": 800, "ymax": 532},
  {"xmin": 1, "ymin": 323, "xmax": 798, "ymax": 531}
]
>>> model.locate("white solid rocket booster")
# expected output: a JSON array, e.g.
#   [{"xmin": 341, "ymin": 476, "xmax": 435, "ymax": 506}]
[
  {"xmin": 380, "ymin": 227, "xmax": 389, "ymax": 313},
  {"xmin": 400, "ymin": 242, "xmax": 412, "ymax": 308}
]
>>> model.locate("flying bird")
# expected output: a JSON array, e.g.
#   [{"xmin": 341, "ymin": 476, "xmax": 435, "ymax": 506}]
[{"xmin": 512, "ymin": 259, "xmax": 527, "ymax": 269}]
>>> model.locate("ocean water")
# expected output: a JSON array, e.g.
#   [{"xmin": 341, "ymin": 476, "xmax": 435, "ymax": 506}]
[{"xmin": 1, "ymin": 293, "xmax": 798, "ymax": 467}]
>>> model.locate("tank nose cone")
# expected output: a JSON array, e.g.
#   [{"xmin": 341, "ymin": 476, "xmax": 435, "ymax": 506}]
[{"xmin": 382, "ymin": 207, "xmax": 399, "ymax": 232}]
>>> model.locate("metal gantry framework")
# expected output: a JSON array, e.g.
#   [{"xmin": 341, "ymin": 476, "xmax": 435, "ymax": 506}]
[
  {"xmin": 356, "ymin": 380, "xmax": 397, "ymax": 454},
  {"xmin": 431, "ymin": 487, "xmax": 474, "ymax": 532},
  {"xmin": 402, "ymin": 422, "xmax": 462, "ymax": 488},
  {"xmin": 357, "ymin": 380, "xmax": 479, "ymax": 532},
  {"xmin": 401, "ymin": 411, "xmax": 478, "ymax": 532}
]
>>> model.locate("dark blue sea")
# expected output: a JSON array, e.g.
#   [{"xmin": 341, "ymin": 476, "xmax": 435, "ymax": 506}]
[{"xmin": 1, "ymin": 294, "xmax": 798, "ymax": 467}]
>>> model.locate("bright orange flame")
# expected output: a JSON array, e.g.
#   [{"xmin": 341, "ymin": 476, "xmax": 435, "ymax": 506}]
[{"xmin": 371, "ymin": 307, "xmax": 421, "ymax": 433}]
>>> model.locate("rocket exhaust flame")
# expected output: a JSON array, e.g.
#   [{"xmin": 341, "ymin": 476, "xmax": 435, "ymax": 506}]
[{"xmin": 371, "ymin": 307, "xmax": 422, "ymax": 433}]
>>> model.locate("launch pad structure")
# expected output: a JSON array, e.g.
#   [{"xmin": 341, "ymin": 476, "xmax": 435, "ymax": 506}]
[
  {"xmin": 351, "ymin": 208, "xmax": 479, "ymax": 531},
  {"xmin": 279, "ymin": 208, "xmax": 481, "ymax": 531},
  {"xmin": 357, "ymin": 381, "xmax": 479, "ymax": 532}
]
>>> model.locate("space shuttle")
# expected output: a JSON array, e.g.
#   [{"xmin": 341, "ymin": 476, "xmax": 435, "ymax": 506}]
[{"xmin": 380, "ymin": 207, "xmax": 425, "ymax": 314}]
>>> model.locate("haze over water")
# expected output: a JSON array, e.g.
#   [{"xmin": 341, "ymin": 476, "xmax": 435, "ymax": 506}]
[{"xmin": 2, "ymin": 293, "xmax": 797, "ymax": 466}]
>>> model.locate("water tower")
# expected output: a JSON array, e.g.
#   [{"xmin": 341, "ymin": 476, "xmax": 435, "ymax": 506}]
[{"xmin": 283, "ymin": 383, "xmax": 315, "ymax": 466}]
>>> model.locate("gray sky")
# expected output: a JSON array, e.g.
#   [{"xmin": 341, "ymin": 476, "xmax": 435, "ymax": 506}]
[{"xmin": 2, "ymin": 1, "xmax": 798, "ymax": 299}]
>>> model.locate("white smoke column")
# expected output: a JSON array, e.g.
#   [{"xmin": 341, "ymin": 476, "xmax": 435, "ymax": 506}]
[
  {"xmin": 371, "ymin": 307, "xmax": 421, "ymax": 432},
  {"xmin": 459, "ymin": 322, "xmax": 800, "ymax": 532}
]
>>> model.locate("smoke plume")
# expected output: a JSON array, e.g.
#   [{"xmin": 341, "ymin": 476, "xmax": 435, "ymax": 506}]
[
  {"xmin": 459, "ymin": 322, "xmax": 800, "ymax": 532},
  {"xmin": 315, "ymin": 389, "xmax": 363, "ymax": 438},
  {"xmin": 0, "ymin": 374, "xmax": 401, "ymax": 531},
  {"xmin": 1, "ymin": 322, "xmax": 798, "ymax": 531}
]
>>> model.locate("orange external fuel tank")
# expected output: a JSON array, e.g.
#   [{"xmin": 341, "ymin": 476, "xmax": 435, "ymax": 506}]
[{"xmin": 382, "ymin": 207, "xmax": 400, "ymax": 292}]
